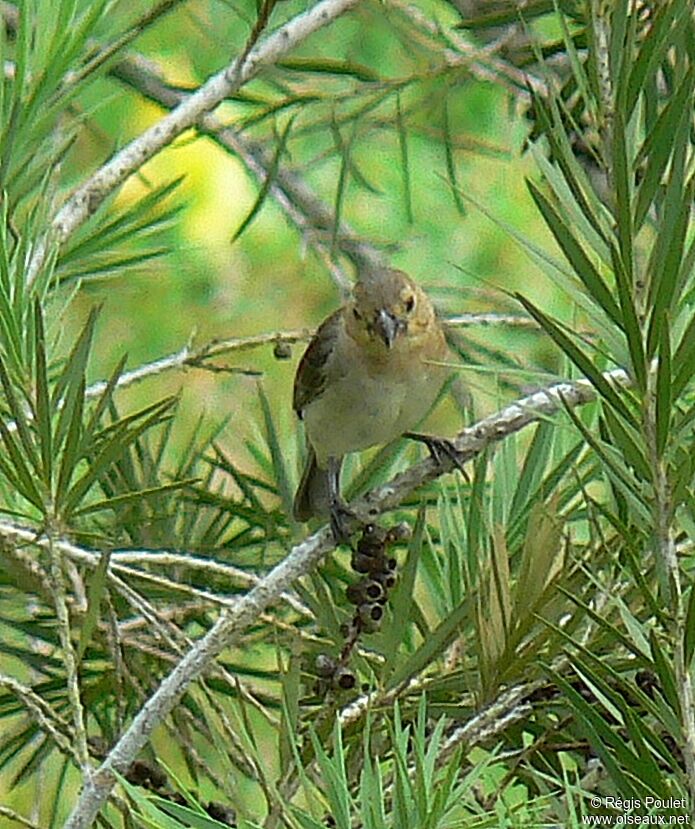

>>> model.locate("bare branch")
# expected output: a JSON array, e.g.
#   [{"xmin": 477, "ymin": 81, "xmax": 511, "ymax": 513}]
[
  {"xmin": 83, "ymin": 328, "xmax": 312, "ymax": 398},
  {"xmin": 26, "ymin": 0, "xmax": 365, "ymax": 285},
  {"xmin": 0, "ymin": 673, "xmax": 78, "ymax": 762},
  {"xmin": 0, "ymin": 806, "xmax": 45, "ymax": 829},
  {"xmin": 79, "ymin": 314, "xmax": 533, "ymax": 400}
]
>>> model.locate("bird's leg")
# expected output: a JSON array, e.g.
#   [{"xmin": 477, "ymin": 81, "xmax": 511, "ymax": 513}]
[
  {"xmin": 404, "ymin": 432, "xmax": 469, "ymax": 479},
  {"xmin": 327, "ymin": 456, "xmax": 356, "ymax": 544}
]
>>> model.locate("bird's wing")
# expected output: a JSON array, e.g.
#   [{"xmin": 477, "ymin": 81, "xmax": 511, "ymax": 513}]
[{"xmin": 293, "ymin": 308, "xmax": 344, "ymax": 417}]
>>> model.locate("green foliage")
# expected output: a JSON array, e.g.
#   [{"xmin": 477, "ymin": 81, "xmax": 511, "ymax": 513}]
[{"xmin": 1, "ymin": 0, "xmax": 695, "ymax": 827}]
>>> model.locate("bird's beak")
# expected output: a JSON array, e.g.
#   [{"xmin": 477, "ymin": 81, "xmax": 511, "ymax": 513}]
[{"xmin": 374, "ymin": 309, "xmax": 405, "ymax": 349}]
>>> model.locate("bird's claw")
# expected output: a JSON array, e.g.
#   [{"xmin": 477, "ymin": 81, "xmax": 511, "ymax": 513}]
[
  {"xmin": 405, "ymin": 432, "xmax": 468, "ymax": 479},
  {"xmin": 330, "ymin": 500, "xmax": 357, "ymax": 545}
]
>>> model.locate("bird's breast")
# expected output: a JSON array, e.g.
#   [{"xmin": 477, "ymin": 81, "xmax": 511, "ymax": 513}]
[{"xmin": 302, "ymin": 335, "xmax": 444, "ymax": 464}]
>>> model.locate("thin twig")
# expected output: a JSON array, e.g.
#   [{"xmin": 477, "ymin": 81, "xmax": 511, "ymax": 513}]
[
  {"xmin": 0, "ymin": 673, "xmax": 78, "ymax": 762},
  {"xmin": 109, "ymin": 53, "xmax": 378, "ymax": 288},
  {"xmin": 108, "ymin": 549, "xmax": 312, "ymax": 617},
  {"xmin": 385, "ymin": 0, "xmax": 548, "ymax": 101},
  {"xmin": 80, "ymin": 314, "xmax": 533, "ymax": 398},
  {"xmin": 0, "ymin": 805, "xmax": 45, "ymax": 829},
  {"xmin": 0, "ymin": 523, "xmax": 312, "ymax": 618},
  {"xmin": 45, "ymin": 530, "xmax": 91, "ymax": 773},
  {"xmin": 83, "ymin": 329, "xmax": 312, "ymax": 399}
]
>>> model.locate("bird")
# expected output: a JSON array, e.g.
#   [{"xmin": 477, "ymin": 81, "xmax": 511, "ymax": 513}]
[{"xmin": 292, "ymin": 266, "xmax": 451, "ymax": 541}]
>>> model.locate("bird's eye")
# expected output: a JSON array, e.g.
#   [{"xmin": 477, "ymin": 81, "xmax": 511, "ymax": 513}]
[
  {"xmin": 353, "ymin": 308, "xmax": 362, "ymax": 320},
  {"xmin": 404, "ymin": 295, "xmax": 415, "ymax": 314}
]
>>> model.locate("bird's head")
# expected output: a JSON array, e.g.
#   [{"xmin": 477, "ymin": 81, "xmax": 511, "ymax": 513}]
[{"xmin": 346, "ymin": 268, "xmax": 436, "ymax": 351}]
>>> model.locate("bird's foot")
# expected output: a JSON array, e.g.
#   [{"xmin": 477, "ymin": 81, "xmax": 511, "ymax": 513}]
[
  {"xmin": 404, "ymin": 432, "xmax": 469, "ymax": 479},
  {"xmin": 330, "ymin": 499, "xmax": 357, "ymax": 545}
]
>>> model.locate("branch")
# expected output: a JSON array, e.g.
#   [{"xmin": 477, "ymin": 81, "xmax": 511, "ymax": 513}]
[
  {"xmin": 0, "ymin": 806, "xmax": 44, "ymax": 829},
  {"xmin": 0, "ymin": 673, "xmax": 78, "ymax": 763},
  {"xmin": 83, "ymin": 328, "xmax": 312, "ymax": 398},
  {"xmin": 79, "ymin": 314, "xmax": 533, "ymax": 400},
  {"xmin": 360, "ymin": 368, "xmax": 629, "ymax": 517},
  {"xmin": 62, "ymin": 530, "xmax": 334, "ymax": 828},
  {"xmin": 53, "ymin": 368, "xmax": 628, "ymax": 827},
  {"xmin": 26, "ymin": 0, "xmax": 365, "ymax": 285},
  {"xmin": 45, "ymin": 530, "xmax": 90, "ymax": 772},
  {"xmin": 109, "ymin": 52, "xmax": 383, "ymax": 285},
  {"xmin": 0, "ymin": 519, "xmax": 312, "ymax": 619},
  {"xmin": 385, "ymin": 0, "xmax": 548, "ymax": 101}
]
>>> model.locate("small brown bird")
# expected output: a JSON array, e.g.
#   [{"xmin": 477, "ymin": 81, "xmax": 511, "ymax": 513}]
[{"xmin": 293, "ymin": 267, "xmax": 450, "ymax": 540}]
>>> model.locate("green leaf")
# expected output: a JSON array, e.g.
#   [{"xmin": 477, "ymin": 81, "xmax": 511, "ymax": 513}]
[
  {"xmin": 647, "ymin": 168, "xmax": 694, "ymax": 357},
  {"xmin": 330, "ymin": 118, "xmax": 356, "ymax": 255},
  {"xmin": 33, "ymin": 300, "xmax": 52, "ymax": 487},
  {"xmin": 634, "ymin": 66, "xmax": 695, "ymax": 231},
  {"xmin": 154, "ymin": 799, "xmax": 236, "ymax": 829},
  {"xmin": 62, "ymin": 397, "xmax": 175, "ymax": 517},
  {"xmin": 442, "ymin": 97, "xmax": 465, "ymax": 216},
  {"xmin": 52, "ymin": 307, "xmax": 98, "ymax": 453},
  {"xmin": 650, "ymin": 631, "xmax": 680, "ymax": 717},
  {"xmin": 60, "ymin": 178, "xmax": 183, "ymax": 267},
  {"xmin": 544, "ymin": 666, "xmax": 643, "ymax": 798},
  {"xmin": 83, "ymin": 354, "xmax": 128, "ymax": 439},
  {"xmin": 257, "ymin": 382, "xmax": 293, "ymax": 516},
  {"xmin": 515, "ymin": 293, "xmax": 636, "ymax": 426},
  {"xmin": 77, "ymin": 549, "xmax": 111, "ymax": 663},
  {"xmin": 624, "ymin": 0, "xmax": 688, "ymax": 118},
  {"xmin": 55, "ymin": 376, "xmax": 85, "ymax": 505},
  {"xmin": 115, "ymin": 776, "xmax": 189, "ymax": 829},
  {"xmin": 0, "ymin": 358, "xmax": 39, "ymax": 476},
  {"xmin": 231, "ymin": 118, "xmax": 294, "ymax": 243},
  {"xmin": 530, "ymin": 142, "xmax": 610, "ymax": 266},
  {"xmin": 673, "ymin": 311, "xmax": 695, "ymax": 399},
  {"xmin": 381, "ymin": 506, "xmax": 424, "ymax": 681},
  {"xmin": 655, "ymin": 318, "xmax": 672, "ymax": 458},
  {"xmin": 73, "ymin": 479, "xmax": 197, "ymax": 517},
  {"xmin": 529, "ymin": 88, "xmax": 610, "ymax": 246},
  {"xmin": 289, "ymin": 810, "xmax": 326, "ymax": 829},
  {"xmin": 611, "ymin": 109, "xmax": 633, "ymax": 285},
  {"xmin": 0, "ymin": 406, "xmax": 43, "ymax": 510},
  {"xmin": 608, "ymin": 0, "xmax": 630, "ymax": 84},
  {"xmin": 611, "ymin": 244, "xmax": 646, "ymax": 392},
  {"xmin": 683, "ymin": 586, "xmax": 695, "ymax": 669},
  {"xmin": 278, "ymin": 57, "xmax": 380, "ymax": 82},
  {"xmin": 562, "ymin": 651, "xmax": 670, "ymax": 793},
  {"xmin": 601, "ymin": 407, "xmax": 650, "ymax": 481},
  {"xmin": 508, "ymin": 420, "xmax": 553, "ymax": 527},
  {"xmin": 386, "ymin": 592, "xmax": 472, "ymax": 691},
  {"xmin": 310, "ymin": 720, "xmax": 351, "ymax": 829},
  {"xmin": 527, "ymin": 181, "xmax": 621, "ymax": 326},
  {"xmin": 396, "ymin": 93, "xmax": 413, "ymax": 224}
]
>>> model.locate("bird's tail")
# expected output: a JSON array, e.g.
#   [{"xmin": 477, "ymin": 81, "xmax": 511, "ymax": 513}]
[{"xmin": 293, "ymin": 446, "xmax": 330, "ymax": 521}]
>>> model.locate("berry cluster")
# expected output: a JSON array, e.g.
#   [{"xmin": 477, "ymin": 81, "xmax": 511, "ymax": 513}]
[
  {"xmin": 346, "ymin": 523, "xmax": 401, "ymax": 631},
  {"xmin": 311, "ymin": 522, "xmax": 410, "ymax": 696}
]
